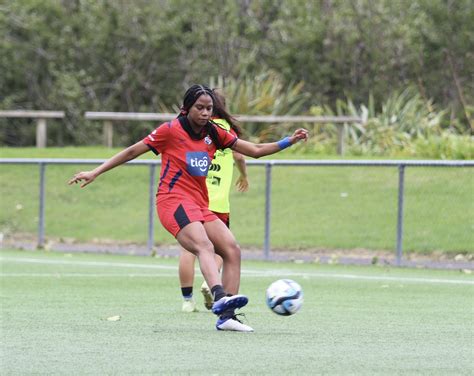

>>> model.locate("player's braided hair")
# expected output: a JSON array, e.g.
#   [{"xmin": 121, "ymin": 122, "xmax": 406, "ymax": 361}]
[
  {"xmin": 178, "ymin": 84, "xmax": 223, "ymax": 148},
  {"xmin": 178, "ymin": 84, "xmax": 243, "ymax": 148},
  {"xmin": 179, "ymin": 84, "xmax": 215, "ymax": 116}
]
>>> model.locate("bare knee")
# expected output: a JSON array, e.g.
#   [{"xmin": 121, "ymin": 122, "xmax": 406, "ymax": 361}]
[
  {"xmin": 192, "ymin": 238, "xmax": 215, "ymax": 258},
  {"xmin": 220, "ymin": 241, "xmax": 241, "ymax": 263}
]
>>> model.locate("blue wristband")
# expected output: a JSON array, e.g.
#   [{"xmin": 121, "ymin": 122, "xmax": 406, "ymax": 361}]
[{"xmin": 277, "ymin": 136, "xmax": 292, "ymax": 150}]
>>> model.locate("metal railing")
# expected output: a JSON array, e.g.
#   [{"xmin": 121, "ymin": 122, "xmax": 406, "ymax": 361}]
[{"xmin": 1, "ymin": 158, "xmax": 472, "ymax": 264}]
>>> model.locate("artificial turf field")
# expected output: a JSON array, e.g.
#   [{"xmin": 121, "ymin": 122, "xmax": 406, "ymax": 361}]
[{"xmin": 1, "ymin": 249, "xmax": 472, "ymax": 375}]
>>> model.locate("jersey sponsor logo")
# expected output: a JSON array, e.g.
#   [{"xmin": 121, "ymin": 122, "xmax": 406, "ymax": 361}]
[{"xmin": 186, "ymin": 151, "xmax": 210, "ymax": 176}]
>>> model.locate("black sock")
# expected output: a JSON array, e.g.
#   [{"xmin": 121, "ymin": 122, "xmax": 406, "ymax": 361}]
[
  {"xmin": 220, "ymin": 308, "xmax": 235, "ymax": 319},
  {"xmin": 181, "ymin": 286, "xmax": 193, "ymax": 299},
  {"xmin": 211, "ymin": 285, "xmax": 226, "ymax": 301}
]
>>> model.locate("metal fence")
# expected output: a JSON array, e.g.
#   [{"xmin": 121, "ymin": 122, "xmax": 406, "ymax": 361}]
[{"xmin": 1, "ymin": 158, "xmax": 472, "ymax": 265}]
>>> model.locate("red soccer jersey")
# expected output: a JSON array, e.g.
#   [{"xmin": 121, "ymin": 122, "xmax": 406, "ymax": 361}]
[{"xmin": 142, "ymin": 117, "xmax": 237, "ymax": 207}]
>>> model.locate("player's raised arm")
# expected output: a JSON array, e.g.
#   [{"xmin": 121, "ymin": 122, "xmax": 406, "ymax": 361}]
[
  {"xmin": 232, "ymin": 151, "xmax": 249, "ymax": 192},
  {"xmin": 68, "ymin": 141, "xmax": 150, "ymax": 188},
  {"xmin": 231, "ymin": 128, "xmax": 309, "ymax": 159}
]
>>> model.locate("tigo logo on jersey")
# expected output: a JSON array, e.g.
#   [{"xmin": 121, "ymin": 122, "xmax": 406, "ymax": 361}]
[{"xmin": 186, "ymin": 152, "xmax": 210, "ymax": 176}]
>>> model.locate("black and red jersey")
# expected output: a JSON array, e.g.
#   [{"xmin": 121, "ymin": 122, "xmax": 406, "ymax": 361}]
[{"xmin": 142, "ymin": 117, "xmax": 237, "ymax": 207}]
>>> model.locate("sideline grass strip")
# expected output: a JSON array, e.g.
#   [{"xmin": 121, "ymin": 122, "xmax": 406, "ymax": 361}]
[{"xmin": 1, "ymin": 147, "xmax": 472, "ymax": 253}]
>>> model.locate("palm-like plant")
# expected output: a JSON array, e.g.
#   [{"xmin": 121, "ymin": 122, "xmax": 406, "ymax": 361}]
[
  {"xmin": 315, "ymin": 87, "xmax": 448, "ymax": 155},
  {"xmin": 210, "ymin": 71, "xmax": 309, "ymax": 141}
]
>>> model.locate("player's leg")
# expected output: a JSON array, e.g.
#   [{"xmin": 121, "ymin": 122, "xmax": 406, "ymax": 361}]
[
  {"xmin": 203, "ymin": 219, "xmax": 241, "ymax": 294},
  {"xmin": 176, "ymin": 222, "xmax": 222, "ymax": 288},
  {"xmin": 200, "ymin": 253, "xmax": 222, "ymax": 310},
  {"xmin": 201, "ymin": 212, "xmax": 227, "ymax": 309},
  {"xmin": 203, "ymin": 219, "xmax": 253, "ymax": 332},
  {"xmin": 159, "ymin": 200, "xmax": 250, "ymax": 331},
  {"xmin": 158, "ymin": 198, "xmax": 224, "ymax": 293},
  {"xmin": 179, "ymin": 248, "xmax": 198, "ymax": 312},
  {"xmin": 176, "ymin": 222, "xmax": 248, "ymax": 314}
]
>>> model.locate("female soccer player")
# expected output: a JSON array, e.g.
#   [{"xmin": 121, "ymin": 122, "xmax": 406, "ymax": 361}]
[
  {"xmin": 69, "ymin": 84, "xmax": 308, "ymax": 332},
  {"xmin": 179, "ymin": 89, "xmax": 248, "ymax": 313}
]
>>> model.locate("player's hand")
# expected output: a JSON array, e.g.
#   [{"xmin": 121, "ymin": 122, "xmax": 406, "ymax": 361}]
[
  {"xmin": 235, "ymin": 176, "xmax": 249, "ymax": 192},
  {"xmin": 290, "ymin": 128, "xmax": 309, "ymax": 143},
  {"xmin": 68, "ymin": 171, "xmax": 97, "ymax": 188}
]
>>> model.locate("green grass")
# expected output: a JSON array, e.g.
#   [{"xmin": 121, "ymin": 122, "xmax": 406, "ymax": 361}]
[
  {"xmin": 0, "ymin": 147, "xmax": 473, "ymax": 253},
  {"xmin": 1, "ymin": 249, "xmax": 473, "ymax": 375}
]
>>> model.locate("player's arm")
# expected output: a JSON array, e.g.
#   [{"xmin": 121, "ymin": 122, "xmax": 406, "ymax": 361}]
[
  {"xmin": 232, "ymin": 151, "xmax": 249, "ymax": 192},
  {"xmin": 68, "ymin": 141, "xmax": 150, "ymax": 188},
  {"xmin": 231, "ymin": 128, "xmax": 309, "ymax": 158}
]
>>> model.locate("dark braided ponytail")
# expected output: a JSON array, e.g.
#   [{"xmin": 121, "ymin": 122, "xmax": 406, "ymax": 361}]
[{"xmin": 212, "ymin": 88, "xmax": 242, "ymax": 138}]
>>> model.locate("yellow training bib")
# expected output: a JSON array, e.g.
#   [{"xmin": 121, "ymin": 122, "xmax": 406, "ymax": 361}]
[{"xmin": 206, "ymin": 119, "xmax": 234, "ymax": 213}]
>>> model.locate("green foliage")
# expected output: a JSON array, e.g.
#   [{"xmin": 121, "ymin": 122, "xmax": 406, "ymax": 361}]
[
  {"xmin": 211, "ymin": 72, "xmax": 309, "ymax": 141},
  {"xmin": 410, "ymin": 134, "xmax": 474, "ymax": 159},
  {"xmin": 306, "ymin": 88, "xmax": 472, "ymax": 158},
  {"xmin": 1, "ymin": 0, "xmax": 472, "ymax": 147}
]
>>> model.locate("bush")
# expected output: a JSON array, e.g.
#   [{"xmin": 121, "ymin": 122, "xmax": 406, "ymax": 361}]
[
  {"xmin": 409, "ymin": 134, "xmax": 473, "ymax": 159},
  {"xmin": 300, "ymin": 88, "xmax": 471, "ymax": 158}
]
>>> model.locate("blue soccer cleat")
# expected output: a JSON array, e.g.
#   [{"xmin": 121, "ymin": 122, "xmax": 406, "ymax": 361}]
[{"xmin": 211, "ymin": 294, "xmax": 248, "ymax": 315}]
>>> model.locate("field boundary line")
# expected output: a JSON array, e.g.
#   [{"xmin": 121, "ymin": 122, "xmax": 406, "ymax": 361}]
[
  {"xmin": 0, "ymin": 273, "xmax": 175, "ymax": 277},
  {"xmin": 1, "ymin": 257, "xmax": 472, "ymax": 285},
  {"xmin": 0, "ymin": 257, "xmax": 177, "ymax": 270}
]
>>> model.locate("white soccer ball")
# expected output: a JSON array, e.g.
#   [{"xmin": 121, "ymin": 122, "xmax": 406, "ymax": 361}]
[{"xmin": 266, "ymin": 279, "xmax": 303, "ymax": 316}]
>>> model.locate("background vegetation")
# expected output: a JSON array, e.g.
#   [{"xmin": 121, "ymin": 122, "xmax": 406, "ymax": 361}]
[{"xmin": 0, "ymin": 0, "xmax": 472, "ymax": 155}]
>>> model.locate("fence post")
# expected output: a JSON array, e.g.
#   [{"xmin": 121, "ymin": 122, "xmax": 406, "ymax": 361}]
[
  {"xmin": 147, "ymin": 164, "xmax": 156, "ymax": 253},
  {"xmin": 103, "ymin": 121, "xmax": 113, "ymax": 148},
  {"xmin": 396, "ymin": 165, "xmax": 406, "ymax": 266},
  {"xmin": 38, "ymin": 163, "xmax": 46, "ymax": 248},
  {"xmin": 336, "ymin": 124, "xmax": 345, "ymax": 155},
  {"xmin": 36, "ymin": 119, "xmax": 47, "ymax": 148},
  {"xmin": 264, "ymin": 163, "xmax": 273, "ymax": 259}
]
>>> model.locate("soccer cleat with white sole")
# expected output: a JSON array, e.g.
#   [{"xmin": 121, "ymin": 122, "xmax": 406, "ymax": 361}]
[
  {"xmin": 216, "ymin": 316, "xmax": 254, "ymax": 332},
  {"xmin": 211, "ymin": 295, "xmax": 248, "ymax": 315},
  {"xmin": 200, "ymin": 281, "xmax": 214, "ymax": 310},
  {"xmin": 182, "ymin": 299, "xmax": 198, "ymax": 313}
]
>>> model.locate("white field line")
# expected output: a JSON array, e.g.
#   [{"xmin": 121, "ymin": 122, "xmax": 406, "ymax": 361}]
[
  {"xmin": 0, "ymin": 273, "xmax": 176, "ymax": 278},
  {"xmin": 0, "ymin": 257, "xmax": 178, "ymax": 269},
  {"xmin": 1, "ymin": 256, "xmax": 473, "ymax": 285}
]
